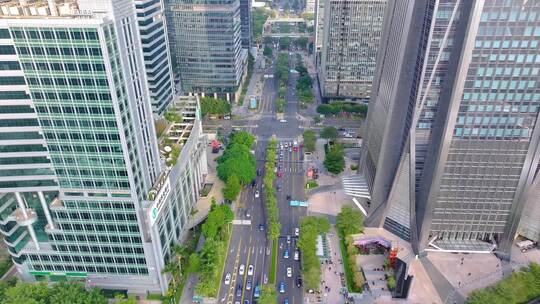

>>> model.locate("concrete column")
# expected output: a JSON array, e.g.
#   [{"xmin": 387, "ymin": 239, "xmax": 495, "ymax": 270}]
[
  {"xmin": 37, "ymin": 191, "xmax": 55, "ymax": 230},
  {"xmin": 14, "ymin": 192, "xmax": 40, "ymax": 250}
]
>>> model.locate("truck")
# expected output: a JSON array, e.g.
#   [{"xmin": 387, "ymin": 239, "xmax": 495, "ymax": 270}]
[
  {"xmin": 249, "ymin": 97, "xmax": 257, "ymax": 109},
  {"xmin": 293, "ymin": 140, "xmax": 299, "ymax": 152}
]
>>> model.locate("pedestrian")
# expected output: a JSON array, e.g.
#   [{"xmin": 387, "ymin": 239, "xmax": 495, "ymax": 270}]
[
  {"xmin": 468, "ymin": 272, "xmax": 471, "ymax": 276},
  {"xmin": 458, "ymin": 281, "xmax": 461, "ymax": 287}
]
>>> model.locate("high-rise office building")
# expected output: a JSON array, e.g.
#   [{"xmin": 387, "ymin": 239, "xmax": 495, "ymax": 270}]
[
  {"xmin": 135, "ymin": 0, "xmax": 175, "ymax": 115},
  {"xmin": 240, "ymin": 0, "xmax": 251, "ymax": 48},
  {"xmin": 318, "ymin": 0, "xmax": 386, "ymax": 101},
  {"xmin": 314, "ymin": 0, "xmax": 325, "ymax": 68},
  {"xmin": 360, "ymin": 0, "xmax": 540, "ymax": 257},
  {"xmin": 165, "ymin": 0, "xmax": 246, "ymax": 102},
  {"xmin": 0, "ymin": 0, "xmax": 207, "ymax": 294}
]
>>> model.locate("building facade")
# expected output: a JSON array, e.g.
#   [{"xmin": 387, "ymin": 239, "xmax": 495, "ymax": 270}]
[
  {"xmin": 318, "ymin": 0, "xmax": 386, "ymax": 101},
  {"xmin": 0, "ymin": 0, "xmax": 207, "ymax": 295},
  {"xmin": 360, "ymin": 0, "xmax": 540, "ymax": 256},
  {"xmin": 239, "ymin": 0, "xmax": 251, "ymax": 48},
  {"xmin": 306, "ymin": 0, "xmax": 316, "ymax": 13},
  {"xmin": 134, "ymin": 0, "xmax": 175, "ymax": 115},
  {"xmin": 165, "ymin": 0, "xmax": 246, "ymax": 102}
]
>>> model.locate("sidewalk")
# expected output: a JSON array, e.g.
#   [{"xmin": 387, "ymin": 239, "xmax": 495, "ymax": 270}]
[{"xmin": 306, "ymin": 227, "xmax": 348, "ymax": 304}]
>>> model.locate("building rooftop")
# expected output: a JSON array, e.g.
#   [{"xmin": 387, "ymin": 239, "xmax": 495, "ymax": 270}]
[{"xmin": 0, "ymin": 0, "xmax": 81, "ymax": 18}]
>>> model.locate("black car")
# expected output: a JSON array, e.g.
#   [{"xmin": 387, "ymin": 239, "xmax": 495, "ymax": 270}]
[
  {"xmin": 286, "ymin": 194, "xmax": 291, "ymax": 200},
  {"xmin": 296, "ymin": 275, "xmax": 302, "ymax": 288},
  {"xmin": 236, "ymin": 284, "xmax": 242, "ymax": 297}
]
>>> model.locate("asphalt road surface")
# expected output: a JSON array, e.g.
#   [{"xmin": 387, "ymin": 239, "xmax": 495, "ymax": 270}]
[{"xmin": 217, "ymin": 51, "xmax": 306, "ymax": 304}]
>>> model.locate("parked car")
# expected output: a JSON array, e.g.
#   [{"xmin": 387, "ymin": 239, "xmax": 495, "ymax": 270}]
[
  {"xmin": 224, "ymin": 273, "xmax": 231, "ymax": 285},
  {"xmin": 294, "ymin": 227, "xmax": 299, "ymax": 236},
  {"xmin": 294, "ymin": 250, "xmax": 300, "ymax": 261}
]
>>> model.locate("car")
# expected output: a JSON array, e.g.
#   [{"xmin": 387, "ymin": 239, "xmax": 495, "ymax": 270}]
[
  {"xmin": 277, "ymin": 185, "xmax": 282, "ymax": 192},
  {"xmin": 283, "ymin": 249, "xmax": 289, "ymax": 259},
  {"xmin": 254, "ymin": 285, "xmax": 261, "ymax": 298},
  {"xmin": 280, "ymin": 119, "xmax": 287, "ymax": 123},
  {"xmin": 236, "ymin": 285, "xmax": 242, "ymax": 297},
  {"xmin": 246, "ymin": 210, "xmax": 251, "ymax": 218},
  {"xmin": 279, "ymin": 282, "xmax": 286, "ymax": 293},
  {"xmin": 286, "ymin": 195, "xmax": 291, "ymax": 200},
  {"xmin": 255, "ymin": 190, "xmax": 259, "ymax": 198},
  {"xmin": 286, "ymin": 235, "xmax": 291, "ymax": 244},
  {"xmin": 287, "ymin": 267, "xmax": 292, "ymax": 277},
  {"xmin": 239, "ymin": 264, "xmax": 245, "ymax": 275},
  {"xmin": 224, "ymin": 273, "xmax": 231, "ymax": 285},
  {"xmin": 294, "ymin": 227, "xmax": 299, "ymax": 236},
  {"xmin": 284, "ymin": 299, "xmax": 289, "ymax": 304},
  {"xmin": 224, "ymin": 115, "xmax": 231, "ymax": 120},
  {"xmin": 259, "ymin": 224, "xmax": 265, "ymax": 231},
  {"xmin": 246, "ymin": 279, "xmax": 252, "ymax": 290},
  {"xmin": 294, "ymin": 250, "xmax": 300, "ymax": 260},
  {"xmin": 296, "ymin": 275, "xmax": 302, "ymax": 287},
  {"xmin": 235, "ymin": 302, "xmax": 240, "ymax": 304},
  {"xmin": 289, "ymin": 148, "xmax": 292, "ymax": 152},
  {"xmin": 244, "ymin": 300, "xmax": 250, "ymax": 304},
  {"xmin": 248, "ymin": 265, "xmax": 254, "ymax": 276},
  {"xmin": 257, "ymin": 168, "xmax": 262, "ymax": 176}
]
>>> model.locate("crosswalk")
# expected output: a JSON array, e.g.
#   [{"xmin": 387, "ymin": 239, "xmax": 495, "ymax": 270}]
[{"xmin": 342, "ymin": 174, "xmax": 371, "ymax": 199}]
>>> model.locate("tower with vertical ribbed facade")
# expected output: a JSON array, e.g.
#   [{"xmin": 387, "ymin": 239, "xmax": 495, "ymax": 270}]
[
  {"xmin": 134, "ymin": 0, "xmax": 175, "ymax": 115},
  {"xmin": 360, "ymin": 0, "xmax": 540, "ymax": 257},
  {"xmin": 0, "ymin": 0, "xmax": 208, "ymax": 295}
]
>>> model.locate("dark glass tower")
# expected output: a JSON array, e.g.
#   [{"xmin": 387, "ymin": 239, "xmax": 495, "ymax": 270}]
[{"xmin": 360, "ymin": 0, "xmax": 540, "ymax": 257}]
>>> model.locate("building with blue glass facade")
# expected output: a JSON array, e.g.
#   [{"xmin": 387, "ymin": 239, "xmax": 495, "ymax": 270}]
[{"xmin": 360, "ymin": 0, "xmax": 540, "ymax": 257}]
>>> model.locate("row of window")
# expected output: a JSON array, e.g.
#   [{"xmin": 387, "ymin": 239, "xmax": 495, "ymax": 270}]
[
  {"xmin": 56, "ymin": 222, "xmax": 140, "ymax": 234},
  {"xmin": 58, "ymin": 179, "xmax": 129, "ymax": 190},
  {"xmin": 476, "ymin": 66, "xmax": 540, "ymax": 77},
  {"xmin": 465, "ymin": 103, "xmax": 538, "ymax": 113},
  {"xmin": 27, "ymin": 77, "xmax": 108, "ymax": 87},
  {"xmin": 31, "ymin": 263, "xmax": 149, "ymax": 276},
  {"xmin": 17, "ymin": 46, "xmax": 102, "ymax": 57},
  {"xmin": 11, "ymin": 28, "xmax": 99, "ymax": 41},
  {"xmin": 50, "ymin": 233, "xmax": 139, "ymax": 245},
  {"xmin": 454, "ymin": 127, "xmax": 530, "ymax": 138},
  {"xmin": 22, "ymin": 62, "xmax": 105, "ymax": 73},
  {"xmin": 463, "ymin": 91, "xmax": 540, "ymax": 103},
  {"xmin": 32, "ymin": 92, "xmax": 111, "ymax": 102},
  {"xmin": 43, "ymin": 132, "xmax": 120, "ymax": 142},
  {"xmin": 54, "ymin": 211, "xmax": 136, "ymax": 222},
  {"xmin": 62, "ymin": 200, "xmax": 134, "ymax": 210},
  {"xmin": 31, "ymin": 253, "xmax": 146, "ymax": 266},
  {"xmin": 36, "ymin": 105, "xmax": 114, "ymax": 115},
  {"xmin": 475, "ymin": 39, "xmax": 539, "ymax": 49},
  {"xmin": 486, "ymin": 52, "xmax": 540, "ymax": 63}
]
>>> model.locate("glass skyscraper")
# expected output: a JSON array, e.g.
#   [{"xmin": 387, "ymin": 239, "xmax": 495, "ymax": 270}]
[
  {"xmin": 135, "ymin": 0, "xmax": 175, "ymax": 115},
  {"xmin": 360, "ymin": 0, "xmax": 540, "ymax": 257},
  {"xmin": 165, "ymin": 0, "xmax": 246, "ymax": 102},
  {"xmin": 0, "ymin": 0, "xmax": 207, "ymax": 295},
  {"xmin": 318, "ymin": 0, "xmax": 386, "ymax": 101}
]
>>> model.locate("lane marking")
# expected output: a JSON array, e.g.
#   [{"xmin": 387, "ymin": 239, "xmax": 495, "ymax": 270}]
[{"xmin": 241, "ymin": 246, "xmax": 252, "ymax": 303}]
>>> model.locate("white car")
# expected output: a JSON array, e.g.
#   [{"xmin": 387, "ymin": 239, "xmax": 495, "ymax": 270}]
[
  {"xmin": 286, "ymin": 267, "xmax": 292, "ymax": 278},
  {"xmin": 294, "ymin": 250, "xmax": 300, "ymax": 261},
  {"xmin": 239, "ymin": 264, "xmax": 245, "ymax": 276},
  {"xmin": 294, "ymin": 227, "xmax": 299, "ymax": 236},
  {"xmin": 224, "ymin": 273, "xmax": 231, "ymax": 285},
  {"xmin": 255, "ymin": 191, "xmax": 259, "ymax": 198},
  {"xmin": 248, "ymin": 265, "xmax": 254, "ymax": 276},
  {"xmin": 280, "ymin": 119, "xmax": 287, "ymax": 123}
]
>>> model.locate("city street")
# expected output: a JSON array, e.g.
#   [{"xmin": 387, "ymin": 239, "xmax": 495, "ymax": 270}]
[{"xmin": 217, "ymin": 50, "xmax": 307, "ymax": 304}]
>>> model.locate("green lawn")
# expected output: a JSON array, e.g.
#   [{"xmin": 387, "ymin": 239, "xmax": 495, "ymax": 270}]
[{"xmin": 269, "ymin": 240, "xmax": 278, "ymax": 284}]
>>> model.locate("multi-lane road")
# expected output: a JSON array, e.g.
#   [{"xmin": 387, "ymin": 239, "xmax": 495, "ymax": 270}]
[{"xmin": 217, "ymin": 51, "xmax": 306, "ymax": 304}]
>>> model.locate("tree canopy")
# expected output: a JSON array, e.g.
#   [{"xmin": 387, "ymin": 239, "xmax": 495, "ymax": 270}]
[
  {"xmin": 317, "ymin": 102, "xmax": 368, "ymax": 116},
  {"xmin": 252, "ymin": 8, "xmax": 271, "ymax": 43},
  {"xmin": 336, "ymin": 205, "xmax": 364, "ymax": 236},
  {"xmin": 229, "ymin": 131, "xmax": 255, "ymax": 148},
  {"xmin": 223, "ymin": 174, "xmax": 241, "ymax": 201},
  {"xmin": 0, "ymin": 281, "xmax": 107, "ymax": 304},
  {"xmin": 297, "ymin": 216, "xmax": 330, "ymax": 291},
  {"xmin": 263, "ymin": 46, "xmax": 273, "ymax": 57},
  {"xmin": 276, "ymin": 53, "xmax": 289, "ymax": 82},
  {"xmin": 467, "ymin": 263, "xmax": 540, "ymax": 304},
  {"xmin": 324, "ymin": 143, "xmax": 345, "ymax": 174},
  {"xmin": 258, "ymin": 285, "xmax": 278, "ymax": 304},
  {"xmin": 303, "ymin": 130, "xmax": 316, "ymax": 152},
  {"xmin": 200, "ymin": 97, "xmax": 231, "ymax": 117},
  {"xmin": 217, "ymin": 143, "xmax": 256, "ymax": 184},
  {"xmin": 320, "ymin": 126, "xmax": 339, "ymax": 139}
]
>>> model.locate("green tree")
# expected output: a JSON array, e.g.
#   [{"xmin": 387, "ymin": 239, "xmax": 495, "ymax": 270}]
[
  {"xmin": 320, "ymin": 126, "xmax": 339, "ymax": 140},
  {"xmin": 223, "ymin": 174, "xmax": 241, "ymax": 201},
  {"xmin": 2, "ymin": 281, "xmax": 107, "ymax": 304},
  {"xmin": 324, "ymin": 144, "xmax": 345, "ymax": 174},
  {"xmin": 229, "ymin": 131, "xmax": 255, "ymax": 148},
  {"xmin": 296, "ymin": 74, "xmax": 312, "ymax": 91},
  {"xmin": 297, "ymin": 216, "xmax": 330, "ymax": 291},
  {"xmin": 279, "ymin": 37, "xmax": 291, "ymax": 50},
  {"xmin": 303, "ymin": 130, "xmax": 316, "ymax": 152},
  {"xmin": 162, "ymin": 261, "xmax": 180, "ymax": 286},
  {"xmin": 336, "ymin": 205, "xmax": 364, "ymax": 236},
  {"xmin": 297, "ymin": 37, "xmax": 308, "ymax": 49},
  {"xmin": 203, "ymin": 202, "xmax": 234, "ymax": 239},
  {"xmin": 275, "ymin": 98, "xmax": 286, "ymax": 113},
  {"xmin": 263, "ymin": 46, "xmax": 273, "ymax": 57},
  {"xmin": 258, "ymin": 285, "xmax": 278, "ymax": 304},
  {"xmin": 252, "ymin": 8, "xmax": 271, "ymax": 43},
  {"xmin": 200, "ymin": 97, "xmax": 231, "ymax": 117},
  {"xmin": 316, "ymin": 104, "xmax": 333, "ymax": 115},
  {"xmin": 217, "ymin": 144, "xmax": 256, "ymax": 184}
]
